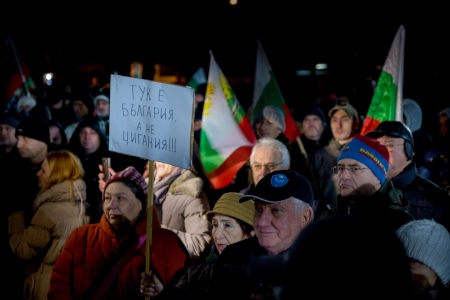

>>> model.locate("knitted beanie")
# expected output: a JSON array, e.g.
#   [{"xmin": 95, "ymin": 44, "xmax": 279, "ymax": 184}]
[
  {"xmin": 15, "ymin": 114, "xmax": 50, "ymax": 145},
  {"xmin": 338, "ymin": 134, "xmax": 389, "ymax": 184},
  {"xmin": 16, "ymin": 95, "xmax": 37, "ymax": 112},
  {"xmin": 104, "ymin": 166, "xmax": 148, "ymax": 200},
  {"xmin": 93, "ymin": 88, "xmax": 110, "ymax": 106},
  {"xmin": 206, "ymin": 192, "xmax": 255, "ymax": 227},
  {"xmin": 0, "ymin": 114, "xmax": 19, "ymax": 128},
  {"xmin": 299, "ymin": 104, "xmax": 326, "ymax": 124},
  {"xmin": 396, "ymin": 219, "xmax": 450, "ymax": 284},
  {"xmin": 256, "ymin": 105, "xmax": 286, "ymax": 132}
]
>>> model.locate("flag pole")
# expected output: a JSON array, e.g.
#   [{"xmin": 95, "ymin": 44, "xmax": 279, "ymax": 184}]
[{"xmin": 6, "ymin": 35, "xmax": 30, "ymax": 97}]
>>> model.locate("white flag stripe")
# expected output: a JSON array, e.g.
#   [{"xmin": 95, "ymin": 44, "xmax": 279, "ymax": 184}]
[
  {"xmin": 252, "ymin": 40, "xmax": 272, "ymax": 109},
  {"xmin": 202, "ymin": 52, "xmax": 254, "ymax": 158}
]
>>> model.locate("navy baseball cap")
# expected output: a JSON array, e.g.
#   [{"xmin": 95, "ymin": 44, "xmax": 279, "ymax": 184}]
[{"xmin": 239, "ymin": 169, "xmax": 313, "ymax": 204}]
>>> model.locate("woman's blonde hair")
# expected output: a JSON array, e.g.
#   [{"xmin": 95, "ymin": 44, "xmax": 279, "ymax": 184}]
[{"xmin": 41, "ymin": 150, "xmax": 85, "ymax": 197}]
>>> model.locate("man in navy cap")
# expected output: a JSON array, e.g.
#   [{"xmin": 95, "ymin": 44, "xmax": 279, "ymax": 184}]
[{"xmin": 209, "ymin": 169, "xmax": 314, "ymax": 299}]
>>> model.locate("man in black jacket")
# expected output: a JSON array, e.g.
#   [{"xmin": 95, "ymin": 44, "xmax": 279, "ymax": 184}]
[
  {"xmin": 209, "ymin": 169, "xmax": 315, "ymax": 299},
  {"xmin": 365, "ymin": 121, "xmax": 450, "ymax": 232}
]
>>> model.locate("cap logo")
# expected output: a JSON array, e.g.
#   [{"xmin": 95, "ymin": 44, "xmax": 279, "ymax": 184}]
[{"xmin": 271, "ymin": 174, "xmax": 289, "ymax": 187}]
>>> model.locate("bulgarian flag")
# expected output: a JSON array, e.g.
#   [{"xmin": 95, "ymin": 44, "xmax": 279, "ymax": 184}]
[
  {"xmin": 200, "ymin": 52, "xmax": 257, "ymax": 189},
  {"xmin": 186, "ymin": 67, "xmax": 207, "ymax": 93},
  {"xmin": 251, "ymin": 40, "xmax": 301, "ymax": 143},
  {"xmin": 1, "ymin": 35, "xmax": 35, "ymax": 101},
  {"xmin": 360, "ymin": 25, "xmax": 405, "ymax": 135}
]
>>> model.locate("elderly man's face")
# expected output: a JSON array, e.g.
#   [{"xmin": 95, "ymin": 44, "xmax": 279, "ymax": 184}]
[
  {"xmin": 375, "ymin": 135, "xmax": 409, "ymax": 179},
  {"xmin": 253, "ymin": 198, "xmax": 311, "ymax": 256},
  {"xmin": 337, "ymin": 158, "xmax": 380, "ymax": 197},
  {"xmin": 301, "ymin": 115, "xmax": 324, "ymax": 141},
  {"xmin": 95, "ymin": 99, "xmax": 110, "ymax": 118},
  {"xmin": 251, "ymin": 145, "xmax": 287, "ymax": 185}
]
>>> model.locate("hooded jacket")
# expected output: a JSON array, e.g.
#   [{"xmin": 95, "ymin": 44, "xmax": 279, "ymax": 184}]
[{"xmin": 153, "ymin": 167, "xmax": 211, "ymax": 261}]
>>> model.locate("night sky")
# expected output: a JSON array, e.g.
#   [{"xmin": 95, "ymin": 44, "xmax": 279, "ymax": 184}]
[{"xmin": 2, "ymin": 2, "xmax": 449, "ymax": 130}]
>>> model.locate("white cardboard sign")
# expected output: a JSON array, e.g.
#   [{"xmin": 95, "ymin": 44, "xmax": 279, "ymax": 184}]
[{"xmin": 109, "ymin": 74, "xmax": 194, "ymax": 169}]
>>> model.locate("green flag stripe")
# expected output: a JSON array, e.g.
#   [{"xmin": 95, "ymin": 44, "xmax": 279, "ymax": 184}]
[{"xmin": 366, "ymin": 71, "xmax": 397, "ymax": 123}]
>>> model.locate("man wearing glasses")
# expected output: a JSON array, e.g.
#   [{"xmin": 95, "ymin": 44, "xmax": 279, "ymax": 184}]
[
  {"xmin": 210, "ymin": 169, "xmax": 315, "ymax": 299},
  {"xmin": 323, "ymin": 133, "xmax": 414, "ymax": 232},
  {"xmin": 240, "ymin": 137, "xmax": 290, "ymax": 195},
  {"xmin": 365, "ymin": 121, "xmax": 450, "ymax": 232}
]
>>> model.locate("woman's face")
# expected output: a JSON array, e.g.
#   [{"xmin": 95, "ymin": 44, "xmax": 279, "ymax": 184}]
[
  {"xmin": 211, "ymin": 214, "xmax": 253, "ymax": 254},
  {"xmin": 155, "ymin": 162, "xmax": 176, "ymax": 180},
  {"xmin": 255, "ymin": 118, "xmax": 282, "ymax": 139},
  {"xmin": 103, "ymin": 182, "xmax": 142, "ymax": 229},
  {"xmin": 37, "ymin": 159, "xmax": 51, "ymax": 188}
]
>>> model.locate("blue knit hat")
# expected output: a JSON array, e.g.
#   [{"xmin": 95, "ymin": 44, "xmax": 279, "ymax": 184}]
[{"xmin": 338, "ymin": 134, "xmax": 389, "ymax": 184}]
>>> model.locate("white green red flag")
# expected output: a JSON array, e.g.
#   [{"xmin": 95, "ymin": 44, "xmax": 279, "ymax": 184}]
[
  {"xmin": 186, "ymin": 67, "xmax": 207, "ymax": 93},
  {"xmin": 360, "ymin": 25, "xmax": 405, "ymax": 135},
  {"xmin": 252, "ymin": 40, "xmax": 300, "ymax": 143},
  {"xmin": 200, "ymin": 52, "xmax": 257, "ymax": 189},
  {"xmin": 1, "ymin": 35, "xmax": 35, "ymax": 101}
]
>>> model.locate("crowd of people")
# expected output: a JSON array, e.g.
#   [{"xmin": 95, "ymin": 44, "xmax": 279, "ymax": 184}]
[{"xmin": 1, "ymin": 72, "xmax": 450, "ymax": 299}]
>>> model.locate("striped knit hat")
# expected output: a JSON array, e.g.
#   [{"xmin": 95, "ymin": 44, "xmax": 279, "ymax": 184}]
[{"xmin": 338, "ymin": 134, "xmax": 389, "ymax": 184}]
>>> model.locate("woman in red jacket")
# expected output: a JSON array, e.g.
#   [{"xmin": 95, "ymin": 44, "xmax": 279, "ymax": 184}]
[{"xmin": 48, "ymin": 166, "xmax": 191, "ymax": 299}]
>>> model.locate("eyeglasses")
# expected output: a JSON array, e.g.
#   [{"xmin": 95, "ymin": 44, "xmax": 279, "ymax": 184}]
[
  {"xmin": 332, "ymin": 166, "xmax": 369, "ymax": 174},
  {"xmin": 251, "ymin": 163, "xmax": 282, "ymax": 172},
  {"xmin": 381, "ymin": 143, "xmax": 404, "ymax": 151}
]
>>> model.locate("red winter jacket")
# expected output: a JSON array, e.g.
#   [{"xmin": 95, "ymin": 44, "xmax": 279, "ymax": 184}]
[{"xmin": 48, "ymin": 208, "xmax": 191, "ymax": 299}]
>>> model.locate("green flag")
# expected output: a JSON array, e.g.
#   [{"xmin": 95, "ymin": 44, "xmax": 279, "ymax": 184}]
[
  {"xmin": 360, "ymin": 25, "xmax": 405, "ymax": 135},
  {"xmin": 251, "ymin": 40, "xmax": 300, "ymax": 143}
]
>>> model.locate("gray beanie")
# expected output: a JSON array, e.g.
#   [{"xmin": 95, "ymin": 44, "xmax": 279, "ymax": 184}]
[
  {"xmin": 261, "ymin": 106, "xmax": 286, "ymax": 132},
  {"xmin": 396, "ymin": 219, "xmax": 450, "ymax": 284}
]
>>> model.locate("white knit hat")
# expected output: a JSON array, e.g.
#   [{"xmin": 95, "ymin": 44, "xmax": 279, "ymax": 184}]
[
  {"xmin": 261, "ymin": 105, "xmax": 286, "ymax": 132},
  {"xmin": 17, "ymin": 95, "xmax": 36, "ymax": 112},
  {"xmin": 396, "ymin": 219, "xmax": 450, "ymax": 284}
]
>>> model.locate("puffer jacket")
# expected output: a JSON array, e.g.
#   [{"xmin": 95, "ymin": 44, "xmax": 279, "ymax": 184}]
[
  {"xmin": 154, "ymin": 167, "xmax": 211, "ymax": 260},
  {"xmin": 48, "ymin": 207, "xmax": 191, "ymax": 300},
  {"xmin": 9, "ymin": 179, "xmax": 88, "ymax": 300}
]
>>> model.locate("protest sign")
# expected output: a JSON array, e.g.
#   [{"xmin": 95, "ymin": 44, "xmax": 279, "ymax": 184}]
[{"xmin": 109, "ymin": 74, "xmax": 195, "ymax": 169}]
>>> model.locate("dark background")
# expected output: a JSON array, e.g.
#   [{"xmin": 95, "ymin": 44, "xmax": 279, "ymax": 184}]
[{"xmin": 1, "ymin": 2, "xmax": 449, "ymax": 132}]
